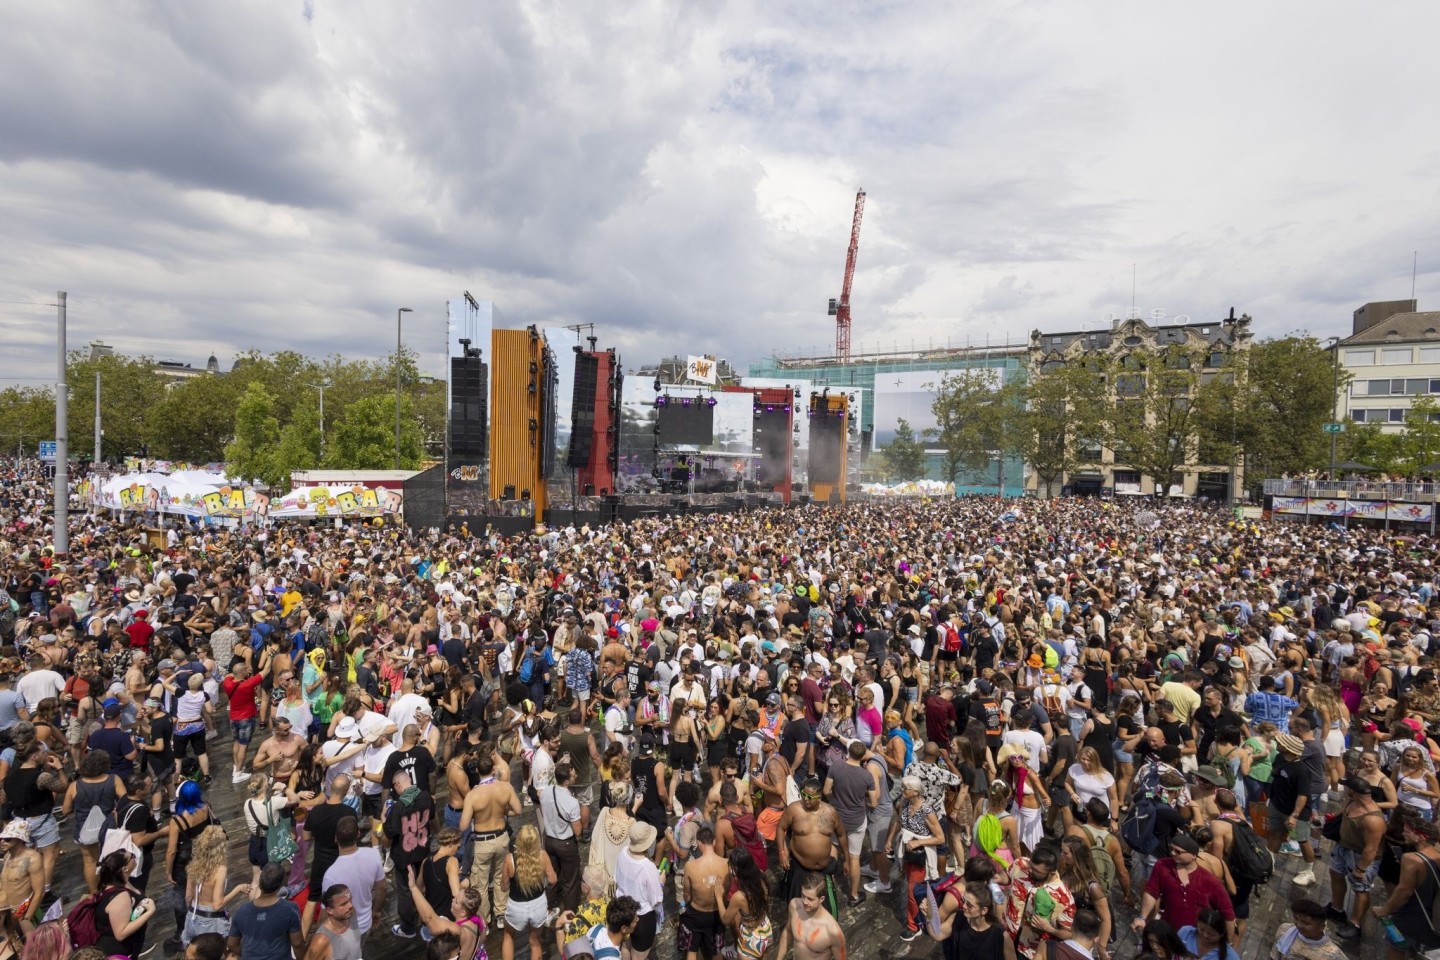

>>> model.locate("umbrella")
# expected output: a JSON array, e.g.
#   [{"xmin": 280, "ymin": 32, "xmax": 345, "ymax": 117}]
[
  {"xmin": 1331, "ymin": 460, "xmax": 1378, "ymax": 472},
  {"xmin": 1417, "ymin": 463, "xmax": 1440, "ymax": 474}
]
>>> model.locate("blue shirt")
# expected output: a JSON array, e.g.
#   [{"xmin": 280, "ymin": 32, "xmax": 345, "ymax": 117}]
[
  {"xmin": 1178, "ymin": 925, "xmax": 1241, "ymax": 960},
  {"xmin": 227, "ymin": 897, "xmax": 301, "ymax": 960},
  {"xmin": 1245, "ymin": 692, "xmax": 1299, "ymax": 733}
]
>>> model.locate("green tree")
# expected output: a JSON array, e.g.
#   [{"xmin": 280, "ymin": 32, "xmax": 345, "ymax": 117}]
[
  {"xmin": 325, "ymin": 393, "xmax": 424, "ymax": 470},
  {"xmin": 1009, "ymin": 361, "xmax": 1107, "ymax": 497},
  {"xmin": 148, "ymin": 370, "xmax": 242, "ymax": 462},
  {"xmin": 1224, "ymin": 336, "xmax": 1349, "ymax": 492},
  {"xmin": 225, "ymin": 382, "xmax": 283, "ymax": 486},
  {"xmin": 68, "ymin": 352, "xmax": 165, "ymax": 461},
  {"xmin": 927, "ymin": 369, "xmax": 1005, "ymax": 485},
  {"xmin": 1102, "ymin": 348, "xmax": 1229, "ymax": 497},
  {"xmin": 1401, "ymin": 397, "xmax": 1440, "ymax": 476},
  {"xmin": 881, "ymin": 418, "xmax": 927, "ymax": 480},
  {"xmin": 1339, "ymin": 421, "xmax": 1404, "ymax": 474},
  {"xmin": 0, "ymin": 387, "xmax": 56, "ymax": 459}
]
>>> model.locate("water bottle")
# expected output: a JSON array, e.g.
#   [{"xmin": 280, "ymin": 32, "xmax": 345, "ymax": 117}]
[{"xmin": 1381, "ymin": 917, "xmax": 1408, "ymax": 949}]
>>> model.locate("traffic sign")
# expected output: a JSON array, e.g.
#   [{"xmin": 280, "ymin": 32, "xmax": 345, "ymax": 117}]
[
  {"xmin": 1323, "ymin": 422, "xmax": 1345, "ymax": 434},
  {"xmin": 37, "ymin": 441, "xmax": 57, "ymax": 460}
]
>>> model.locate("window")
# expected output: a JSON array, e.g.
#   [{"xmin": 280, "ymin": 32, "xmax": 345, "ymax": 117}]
[
  {"xmin": 1351, "ymin": 409, "xmax": 1366, "ymax": 422},
  {"xmin": 1382, "ymin": 347, "xmax": 1412, "ymax": 364},
  {"xmin": 1079, "ymin": 447, "xmax": 1103, "ymax": 463},
  {"xmin": 1115, "ymin": 374, "xmax": 1145, "ymax": 397},
  {"xmin": 1050, "ymin": 337, "xmax": 1062, "ymax": 346},
  {"xmin": 1408, "ymin": 378, "xmax": 1430, "ymax": 395},
  {"xmin": 1346, "ymin": 350, "xmax": 1375, "ymax": 366},
  {"xmin": 1166, "ymin": 352, "xmax": 1192, "ymax": 370},
  {"xmin": 1351, "ymin": 381, "xmax": 1368, "ymax": 397},
  {"xmin": 1421, "ymin": 347, "xmax": 1440, "ymax": 364},
  {"xmin": 1206, "ymin": 352, "xmax": 1225, "ymax": 368},
  {"xmin": 1113, "ymin": 470, "xmax": 1141, "ymax": 484},
  {"xmin": 1391, "ymin": 409, "xmax": 1406, "ymax": 423}
]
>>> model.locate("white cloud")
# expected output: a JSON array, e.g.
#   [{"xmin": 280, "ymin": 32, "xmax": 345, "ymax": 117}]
[{"xmin": 0, "ymin": 0, "xmax": 1438, "ymax": 387}]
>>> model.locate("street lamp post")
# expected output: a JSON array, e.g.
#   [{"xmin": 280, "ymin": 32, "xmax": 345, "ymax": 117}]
[
  {"xmin": 396, "ymin": 307, "xmax": 412, "ymax": 469},
  {"xmin": 1328, "ymin": 336, "xmax": 1341, "ymax": 481}
]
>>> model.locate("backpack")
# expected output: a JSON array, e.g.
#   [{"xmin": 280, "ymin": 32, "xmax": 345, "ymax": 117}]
[
  {"xmin": 519, "ymin": 650, "xmax": 539, "ymax": 685},
  {"xmin": 941, "ymin": 623, "xmax": 962, "ymax": 654},
  {"xmin": 980, "ymin": 698, "xmax": 1003, "ymax": 736},
  {"xmin": 1224, "ymin": 814, "xmax": 1274, "ymax": 885},
  {"xmin": 66, "ymin": 888, "xmax": 113, "ymax": 948},
  {"xmin": 1080, "ymin": 825, "xmax": 1118, "ymax": 891},
  {"xmin": 1120, "ymin": 762, "xmax": 1163, "ymax": 856},
  {"xmin": 1039, "ymin": 684, "xmax": 1065, "ymax": 719}
]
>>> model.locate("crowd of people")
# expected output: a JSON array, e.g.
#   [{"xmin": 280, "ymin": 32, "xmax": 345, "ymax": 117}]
[{"xmin": 0, "ymin": 459, "xmax": 1436, "ymax": 960}]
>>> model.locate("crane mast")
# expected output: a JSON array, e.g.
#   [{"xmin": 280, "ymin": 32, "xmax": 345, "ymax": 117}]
[{"xmin": 830, "ymin": 189, "xmax": 866, "ymax": 361}]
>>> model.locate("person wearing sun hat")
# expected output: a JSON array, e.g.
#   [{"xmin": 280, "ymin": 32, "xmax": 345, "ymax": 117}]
[
  {"xmin": 614, "ymin": 821, "xmax": 662, "ymax": 960},
  {"xmin": 0, "ymin": 818, "xmax": 43, "ymax": 927},
  {"xmin": 1266, "ymin": 731, "xmax": 1319, "ymax": 884}
]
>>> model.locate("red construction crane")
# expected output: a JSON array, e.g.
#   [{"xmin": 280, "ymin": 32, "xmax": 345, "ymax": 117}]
[{"xmin": 828, "ymin": 189, "xmax": 866, "ymax": 361}]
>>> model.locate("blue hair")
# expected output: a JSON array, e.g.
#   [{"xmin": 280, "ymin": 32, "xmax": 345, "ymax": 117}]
[{"xmin": 175, "ymin": 779, "xmax": 205, "ymax": 816}]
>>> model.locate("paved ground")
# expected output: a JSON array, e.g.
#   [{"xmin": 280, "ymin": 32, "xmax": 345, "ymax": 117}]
[{"xmin": 40, "ymin": 723, "xmax": 1388, "ymax": 960}]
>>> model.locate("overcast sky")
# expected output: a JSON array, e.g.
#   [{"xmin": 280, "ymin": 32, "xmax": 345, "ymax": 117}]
[{"xmin": 2, "ymin": 1, "xmax": 1438, "ymax": 384}]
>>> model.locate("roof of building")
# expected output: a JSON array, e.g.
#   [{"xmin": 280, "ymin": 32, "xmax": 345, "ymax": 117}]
[
  {"xmin": 1339, "ymin": 312, "xmax": 1440, "ymax": 345},
  {"xmin": 1034, "ymin": 316, "xmax": 1245, "ymax": 356}
]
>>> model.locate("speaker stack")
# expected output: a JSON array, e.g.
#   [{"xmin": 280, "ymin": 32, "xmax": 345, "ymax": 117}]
[{"xmin": 450, "ymin": 354, "xmax": 488, "ymax": 459}]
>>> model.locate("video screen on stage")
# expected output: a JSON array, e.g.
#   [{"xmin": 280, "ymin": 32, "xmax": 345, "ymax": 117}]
[{"xmin": 657, "ymin": 403, "xmax": 714, "ymax": 446}]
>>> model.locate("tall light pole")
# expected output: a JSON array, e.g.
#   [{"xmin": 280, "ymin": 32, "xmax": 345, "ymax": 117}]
[
  {"xmin": 396, "ymin": 307, "xmax": 412, "ymax": 469},
  {"xmin": 1328, "ymin": 336, "xmax": 1341, "ymax": 480},
  {"xmin": 54, "ymin": 291, "xmax": 68, "ymax": 556}
]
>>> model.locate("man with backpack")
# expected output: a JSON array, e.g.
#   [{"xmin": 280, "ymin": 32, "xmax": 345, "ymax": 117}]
[
  {"xmin": 1207, "ymin": 787, "xmax": 1271, "ymax": 940},
  {"xmin": 1121, "ymin": 766, "xmax": 1189, "ymax": 890}
]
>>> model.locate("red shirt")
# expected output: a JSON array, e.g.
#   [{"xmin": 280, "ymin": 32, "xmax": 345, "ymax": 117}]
[
  {"xmin": 924, "ymin": 695, "xmax": 957, "ymax": 747},
  {"xmin": 222, "ymin": 673, "xmax": 265, "ymax": 721},
  {"xmin": 800, "ymin": 678, "xmax": 826, "ymax": 725},
  {"xmin": 1143, "ymin": 857, "xmax": 1235, "ymax": 930},
  {"xmin": 124, "ymin": 621, "xmax": 155, "ymax": 652}
]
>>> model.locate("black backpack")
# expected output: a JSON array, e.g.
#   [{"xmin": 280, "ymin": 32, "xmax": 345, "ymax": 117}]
[
  {"xmin": 1225, "ymin": 815, "xmax": 1274, "ymax": 885},
  {"xmin": 1120, "ymin": 761, "xmax": 1164, "ymax": 857}
]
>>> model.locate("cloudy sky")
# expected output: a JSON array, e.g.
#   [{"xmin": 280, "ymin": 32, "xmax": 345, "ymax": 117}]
[{"xmin": 2, "ymin": 1, "xmax": 1438, "ymax": 384}]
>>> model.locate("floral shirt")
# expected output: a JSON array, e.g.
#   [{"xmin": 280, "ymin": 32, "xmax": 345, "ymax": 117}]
[{"xmin": 1002, "ymin": 857, "xmax": 1076, "ymax": 960}]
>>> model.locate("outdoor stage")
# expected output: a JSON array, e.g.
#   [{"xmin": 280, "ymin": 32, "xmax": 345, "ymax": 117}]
[{"xmin": 447, "ymin": 489, "xmax": 795, "ymax": 535}]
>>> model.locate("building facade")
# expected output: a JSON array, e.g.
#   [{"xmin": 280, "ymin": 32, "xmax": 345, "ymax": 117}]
[
  {"xmin": 1024, "ymin": 313, "xmax": 1252, "ymax": 499},
  {"xmin": 1336, "ymin": 300, "xmax": 1440, "ymax": 432}
]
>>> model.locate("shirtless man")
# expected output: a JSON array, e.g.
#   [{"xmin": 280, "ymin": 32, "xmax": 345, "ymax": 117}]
[
  {"xmin": 776, "ymin": 776, "xmax": 846, "ymax": 917},
  {"xmin": 713, "ymin": 781, "xmax": 765, "ymax": 868},
  {"xmin": 704, "ymin": 756, "xmax": 751, "ymax": 824},
  {"xmin": 679, "ymin": 825, "xmax": 729, "ymax": 960},
  {"xmin": 0, "ymin": 821, "xmax": 44, "ymax": 938},
  {"xmin": 252, "ymin": 715, "xmax": 304, "ymax": 782},
  {"xmin": 459, "ymin": 751, "xmax": 522, "ymax": 923},
  {"xmin": 775, "ymin": 871, "xmax": 848, "ymax": 960}
]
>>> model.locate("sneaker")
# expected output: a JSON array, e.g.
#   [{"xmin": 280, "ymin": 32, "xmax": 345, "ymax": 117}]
[
  {"xmin": 847, "ymin": 893, "xmax": 866, "ymax": 907},
  {"xmin": 391, "ymin": 923, "xmax": 417, "ymax": 939},
  {"xmin": 1326, "ymin": 905, "xmax": 1348, "ymax": 923},
  {"xmin": 1335, "ymin": 922, "xmax": 1362, "ymax": 940},
  {"xmin": 900, "ymin": 927, "xmax": 921, "ymax": 942},
  {"xmin": 231, "ymin": 770, "xmax": 251, "ymax": 784},
  {"xmin": 864, "ymin": 880, "xmax": 893, "ymax": 894},
  {"xmin": 1293, "ymin": 867, "xmax": 1317, "ymax": 886},
  {"xmin": 202, "ymin": 775, "xmax": 213, "ymax": 787}
]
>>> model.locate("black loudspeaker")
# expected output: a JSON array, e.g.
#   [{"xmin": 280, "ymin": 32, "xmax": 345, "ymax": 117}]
[
  {"xmin": 567, "ymin": 354, "xmax": 599, "ymax": 468},
  {"xmin": 450, "ymin": 356, "xmax": 489, "ymax": 458},
  {"xmin": 502, "ymin": 485, "xmax": 516, "ymax": 500}
]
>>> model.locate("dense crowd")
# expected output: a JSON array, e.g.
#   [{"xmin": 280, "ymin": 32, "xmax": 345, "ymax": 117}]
[{"xmin": 0, "ymin": 460, "xmax": 1438, "ymax": 960}]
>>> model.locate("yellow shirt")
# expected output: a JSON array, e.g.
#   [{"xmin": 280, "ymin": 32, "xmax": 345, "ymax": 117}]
[
  {"xmin": 280, "ymin": 589, "xmax": 303, "ymax": 618},
  {"xmin": 1159, "ymin": 680, "xmax": 1201, "ymax": 724}
]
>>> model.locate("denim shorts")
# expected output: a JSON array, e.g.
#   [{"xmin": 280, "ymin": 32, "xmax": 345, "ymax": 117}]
[
  {"xmin": 25, "ymin": 813, "xmax": 60, "ymax": 848},
  {"xmin": 1331, "ymin": 844, "xmax": 1380, "ymax": 893},
  {"xmin": 233, "ymin": 719, "xmax": 256, "ymax": 744}
]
